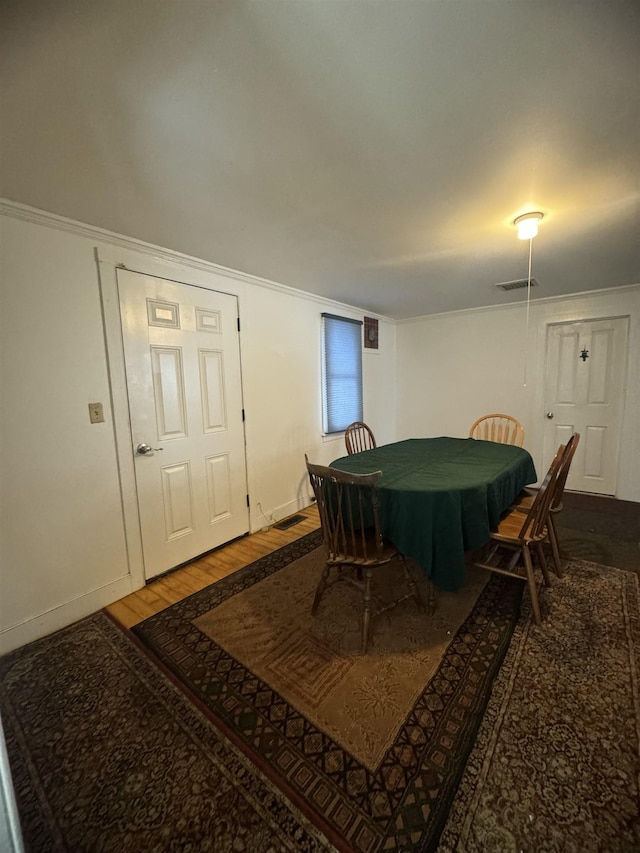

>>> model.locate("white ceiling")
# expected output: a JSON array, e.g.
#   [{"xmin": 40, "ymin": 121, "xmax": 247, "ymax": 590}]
[{"xmin": 1, "ymin": 0, "xmax": 638, "ymax": 319}]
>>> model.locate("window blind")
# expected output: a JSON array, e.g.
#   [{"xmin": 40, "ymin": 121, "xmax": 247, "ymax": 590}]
[{"xmin": 321, "ymin": 313, "xmax": 363, "ymax": 434}]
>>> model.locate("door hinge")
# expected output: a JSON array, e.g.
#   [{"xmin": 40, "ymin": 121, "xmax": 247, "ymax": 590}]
[
  {"xmin": 237, "ymin": 316, "xmax": 241, "ymax": 332},
  {"xmin": 246, "ymin": 494, "xmax": 250, "ymax": 508},
  {"xmin": 242, "ymin": 408, "xmax": 245, "ymax": 422}
]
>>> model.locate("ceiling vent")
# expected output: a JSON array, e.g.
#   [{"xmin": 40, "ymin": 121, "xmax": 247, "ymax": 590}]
[{"xmin": 494, "ymin": 278, "xmax": 539, "ymax": 292}]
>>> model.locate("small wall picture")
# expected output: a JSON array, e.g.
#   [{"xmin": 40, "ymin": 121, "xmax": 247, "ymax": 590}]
[{"xmin": 364, "ymin": 317, "xmax": 379, "ymax": 349}]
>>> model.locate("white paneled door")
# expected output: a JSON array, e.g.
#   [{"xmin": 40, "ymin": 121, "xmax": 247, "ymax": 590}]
[
  {"xmin": 118, "ymin": 269, "xmax": 249, "ymax": 579},
  {"xmin": 543, "ymin": 317, "xmax": 628, "ymax": 495}
]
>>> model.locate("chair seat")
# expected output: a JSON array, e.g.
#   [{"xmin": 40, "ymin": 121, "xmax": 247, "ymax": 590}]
[
  {"xmin": 329, "ymin": 541, "xmax": 398, "ymax": 568},
  {"xmin": 513, "ymin": 491, "xmax": 564, "ymax": 515},
  {"xmin": 492, "ymin": 506, "xmax": 548, "ymax": 543},
  {"xmin": 512, "ymin": 490, "xmax": 535, "ymax": 510}
]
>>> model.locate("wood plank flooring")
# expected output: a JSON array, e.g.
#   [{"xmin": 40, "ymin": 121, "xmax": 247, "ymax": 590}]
[
  {"xmin": 104, "ymin": 492, "xmax": 635, "ymax": 628},
  {"xmin": 105, "ymin": 506, "xmax": 320, "ymax": 629}
]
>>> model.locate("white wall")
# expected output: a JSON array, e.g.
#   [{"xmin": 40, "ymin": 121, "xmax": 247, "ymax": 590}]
[
  {"xmin": 396, "ymin": 286, "xmax": 640, "ymax": 503},
  {"xmin": 0, "ymin": 205, "xmax": 396, "ymax": 652},
  {"xmin": 1, "ymin": 215, "xmax": 132, "ymax": 652},
  {"xmin": 239, "ymin": 282, "xmax": 397, "ymax": 525}
]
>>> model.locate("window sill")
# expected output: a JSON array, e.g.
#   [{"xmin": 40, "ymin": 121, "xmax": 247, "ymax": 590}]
[{"xmin": 321, "ymin": 432, "xmax": 345, "ymax": 444}]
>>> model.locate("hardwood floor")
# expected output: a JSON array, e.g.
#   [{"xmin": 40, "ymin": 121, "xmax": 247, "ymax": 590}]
[
  {"xmin": 105, "ymin": 506, "xmax": 320, "ymax": 629},
  {"xmin": 105, "ymin": 491, "xmax": 637, "ymax": 630}
]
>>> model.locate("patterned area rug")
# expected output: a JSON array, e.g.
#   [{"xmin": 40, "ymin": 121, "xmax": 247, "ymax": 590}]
[
  {"xmin": 440, "ymin": 557, "xmax": 640, "ymax": 852},
  {"xmin": 133, "ymin": 531, "xmax": 524, "ymax": 852},
  {"xmin": 2, "ymin": 534, "xmax": 638, "ymax": 852},
  {"xmin": 0, "ymin": 610, "xmax": 332, "ymax": 852},
  {"xmin": 194, "ymin": 537, "xmax": 491, "ymax": 772}
]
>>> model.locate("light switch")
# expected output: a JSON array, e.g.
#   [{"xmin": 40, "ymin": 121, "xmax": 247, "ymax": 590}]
[{"xmin": 88, "ymin": 402, "xmax": 105, "ymax": 424}]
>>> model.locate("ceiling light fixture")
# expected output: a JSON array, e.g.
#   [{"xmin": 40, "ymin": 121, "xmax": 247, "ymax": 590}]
[
  {"xmin": 514, "ymin": 211, "xmax": 544, "ymax": 387},
  {"xmin": 514, "ymin": 211, "xmax": 544, "ymax": 240}
]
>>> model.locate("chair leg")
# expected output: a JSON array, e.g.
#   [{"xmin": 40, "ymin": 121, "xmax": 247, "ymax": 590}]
[
  {"xmin": 506, "ymin": 549, "xmax": 521, "ymax": 572},
  {"xmin": 523, "ymin": 545, "xmax": 542, "ymax": 626},
  {"xmin": 400, "ymin": 557, "xmax": 425, "ymax": 611},
  {"xmin": 547, "ymin": 516, "xmax": 563, "ymax": 577},
  {"xmin": 534, "ymin": 542, "xmax": 551, "ymax": 587},
  {"xmin": 361, "ymin": 568, "xmax": 373, "ymax": 654},
  {"xmin": 312, "ymin": 564, "xmax": 331, "ymax": 615},
  {"xmin": 425, "ymin": 578, "xmax": 437, "ymax": 614}
]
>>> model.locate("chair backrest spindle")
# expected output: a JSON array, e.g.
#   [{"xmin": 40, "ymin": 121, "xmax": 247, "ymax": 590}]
[
  {"xmin": 518, "ymin": 443, "xmax": 564, "ymax": 540},
  {"xmin": 305, "ymin": 455, "xmax": 384, "ymax": 563},
  {"xmin": 345, "ymin": 422, "xmax": 377, "ymax": 455},
  {"xmin": 469, "ymin": 414, "xmax": 524, "ymax": 447},
  {"xmin": 551, "ymin": 432, "xmax": 580, "ymax": 511}
]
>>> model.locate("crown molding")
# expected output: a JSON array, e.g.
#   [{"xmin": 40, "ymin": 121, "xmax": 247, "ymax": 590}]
[
  {"xmin": 0, "ymin": 198, "xmax": 394, "ymax": 323},
  {"xmin": 6, "ymin": 198, "xmax": 634, "ymax": 326},
  {"xmin": 397, "ymin": 282, "xmax": 640, "ymax": 324}
]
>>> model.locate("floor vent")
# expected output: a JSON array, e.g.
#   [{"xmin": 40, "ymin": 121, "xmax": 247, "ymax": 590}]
[
  {"xmin": 495, "ymin": 277, "xmax": 539, "ymax": 291},
  {"xmin": 273, "ymin": 514, "xmax": 306, "ymax": 530}
]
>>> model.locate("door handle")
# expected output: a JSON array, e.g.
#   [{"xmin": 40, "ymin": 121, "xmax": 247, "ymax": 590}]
[
  {"xmin": 545, "ymin": 412, "xmax": 554, "ymax": 419},
  {"xmin": 136, "ymin": 442, "xmax": 163, "ymax": 455}
]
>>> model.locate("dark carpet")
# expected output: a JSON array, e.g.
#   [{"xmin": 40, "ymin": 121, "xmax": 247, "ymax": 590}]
[
  {"xmin": 439, "ymin": 556, "xmax": 640, "ymax": 851},
  {"xmin": 0, "ymin": 609, "xmax": 331, "ymax": 852},
  {"xmin": 554, "ymin": 492, "xmax": 640, "ymax": 572}
]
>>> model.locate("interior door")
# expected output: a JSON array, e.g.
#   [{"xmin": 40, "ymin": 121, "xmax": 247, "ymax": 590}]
[
  {"xmin": 118, "ymin": 269, "xmax": 249, "ymax": 579},
  {"xmin": 543, "ymin": 317, "xmax": 628, "ymax": 495}
]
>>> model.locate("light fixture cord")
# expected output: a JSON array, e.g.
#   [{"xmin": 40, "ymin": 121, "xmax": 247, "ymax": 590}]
[{"xmin": 523, "ymin": 236, "xmax": 533, "ymax": 387}]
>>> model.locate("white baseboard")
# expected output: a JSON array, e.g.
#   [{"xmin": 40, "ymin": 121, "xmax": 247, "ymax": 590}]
[
  {"xmin": 0, "ymin": 576, "xmax": 132, "ymax": 655},
  {"xmin": 249, "ymin": 494, "xmax": 315, "ymax": 532},
  {"xmin": 272, "ymin": 495, "xmax": 314, "ymax": 523}
]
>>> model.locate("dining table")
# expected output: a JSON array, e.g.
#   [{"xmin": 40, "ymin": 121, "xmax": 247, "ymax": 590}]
[{"xmin": 330, "ymin": 436, "xmax": 537, "ymax": 591}]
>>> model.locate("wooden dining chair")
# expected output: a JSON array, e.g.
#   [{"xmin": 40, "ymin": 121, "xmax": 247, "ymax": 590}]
[
  {"xmin": 512, "ymin": 433, "xmax": 581, "ymax": 577},
  {"xmin": 472, "ymin": 445, "xmax": 564, "ymax": 626},
  {"xmin": 344, "ymin": 421, "xmax": 377, "ymax": 455},
  {"xmin": 305, "ymin": 455, "xmax": 427, "ymax": 653},
  {"xmin": 469, "ymin": 414, "xmax": 525, "ymax": 447}
]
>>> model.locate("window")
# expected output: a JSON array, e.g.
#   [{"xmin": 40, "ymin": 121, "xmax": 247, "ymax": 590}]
[{"xmin": 321, "ymin": 313, "xmax": 363, "ymax": 434}]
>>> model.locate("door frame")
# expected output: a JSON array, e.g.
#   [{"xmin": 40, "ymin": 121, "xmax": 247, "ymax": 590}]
[{"xmin": 96, "ymin": 244, "xmax": 249, "ymax": 591}]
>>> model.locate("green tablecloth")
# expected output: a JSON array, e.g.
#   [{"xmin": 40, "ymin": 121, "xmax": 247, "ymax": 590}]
[{"xmin": 330, "ymin": 437, "xmax": 537, "ymax": 591}]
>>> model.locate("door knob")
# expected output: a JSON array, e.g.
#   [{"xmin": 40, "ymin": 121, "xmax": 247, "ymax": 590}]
[
  {"xmin": 545, "ymin": 412, "xmax": 554, "ymax": 419},
  {"xmin": 136, "ymin": 442, "xmax": 162, "ymax": 455}
]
